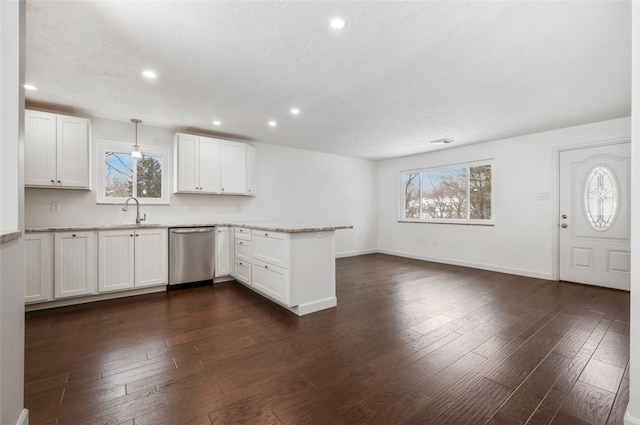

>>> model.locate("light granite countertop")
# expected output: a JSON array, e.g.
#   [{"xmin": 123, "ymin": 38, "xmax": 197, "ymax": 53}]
[
  {"xmin": 0, "ymin": 230, "xmax": 22, "ymax": 244},
  {"xmin": 25, "ymin": 223, "xmax": 353, "ymax": 234}
]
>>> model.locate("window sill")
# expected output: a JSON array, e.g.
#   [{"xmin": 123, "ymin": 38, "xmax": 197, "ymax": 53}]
[{"xmin": 397, "ymin": 220, "xmax": 495, "ymax": 226}]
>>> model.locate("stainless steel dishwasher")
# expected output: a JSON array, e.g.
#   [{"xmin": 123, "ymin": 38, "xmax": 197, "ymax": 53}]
[{"xmin": 169, "ymin": 227, "xmax": 216, "ymax": 286}]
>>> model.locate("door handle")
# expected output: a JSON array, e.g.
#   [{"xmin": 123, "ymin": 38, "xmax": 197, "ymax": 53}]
[{"xmin": 561, "ymin": 223, "xmax": 568, "ymax": 228}]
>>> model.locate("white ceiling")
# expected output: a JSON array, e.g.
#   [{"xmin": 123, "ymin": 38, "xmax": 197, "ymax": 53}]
[{"xmin": 25, "ymin": 1, "xmax": 631, "ymax": 160}]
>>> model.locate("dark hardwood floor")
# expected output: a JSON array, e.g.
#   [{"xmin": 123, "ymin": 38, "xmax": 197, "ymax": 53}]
[{"xmin": 25, "ymin": 254, "xmax": 630, "ymax": 425}]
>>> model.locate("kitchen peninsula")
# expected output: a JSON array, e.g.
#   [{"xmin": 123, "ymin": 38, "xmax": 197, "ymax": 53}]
[{"xmin": 24, "ymin": 223, "xmax": 352, "ymax": 316}]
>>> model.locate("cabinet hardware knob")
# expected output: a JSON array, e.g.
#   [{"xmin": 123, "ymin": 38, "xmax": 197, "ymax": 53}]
[
  {"xmin": 57, "ymin": 180, "xmax": 61, "ymax": 184},
  {"xmin": 130, "ymin": 234, "xmax": 134, "ymax": 237},
  {"xmin": 50, "ymin": 179, "xmax": 55, "ymax": 183},
  {"xmin": 561, "ymin": 223, "xmax": 568, "ymax": 228},
  {"xmin": 265, "ymin": 233, "xmax": 268, "ymax": 236},
  {"xmin": 239, "ymin": 262, "xmax": 243, "ymax": 265},
  {"xmin": 264, "ymin": 265, "xmax": 268, "ymax": 269},
  {"xmin": 72, "ymin": 234, "xmax": 77, "ymax": 237},
  {"xmin": 221, "ymin": 188, "xmax": 224, "ymax": 191},
  {"xmin": 136, "ymin": 234, "xmax": 139, "ymax": 237},
  {"xmin": 248, "ymin": 189, "xmax": 251, "ymax": 192}
]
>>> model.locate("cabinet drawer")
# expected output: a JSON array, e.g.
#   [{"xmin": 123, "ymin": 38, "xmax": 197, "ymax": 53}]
[
  {"xmin": 234, "ymin": 227, "xmax": 251, "ymax": 241},
  {"xmin": 252, "ymin": 231, "xmax": 289, "ymax": 269},
  {"xmin": 234, "ymin": 259, "xmax": 251, "ymax": 286},
  {"xmin": 234, "ymin": 239, "xmax": 252, "ymax": 262},
  {"xmin": 252, "ymin": 259, "xmax": 290, "ymax": 307}
]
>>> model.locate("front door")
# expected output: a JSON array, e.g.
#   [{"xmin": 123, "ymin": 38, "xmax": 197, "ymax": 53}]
[{"xmin": 558, "ymin": 143, "xmax": 630, "ymax": 290}]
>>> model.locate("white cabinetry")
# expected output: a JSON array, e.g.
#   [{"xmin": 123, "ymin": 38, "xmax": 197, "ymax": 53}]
[
  {"xmin": 220, "ymin": 141, "xmax": 257, "ymax": 196},
  {"xmin": 98, "ymin": 228, "xmax": 168, "ymax": 293},
  {"xmin": 174, "ymin": 133, "xmax": 257, "ymax": 196},
  {"xmin": 215, "ymin": 227, "xmax": 230, "ymax": 277},
  {"xmin": 252, "ymin": 231, "xmax": 291, "ymax": 306},
  {"xmin": 232, "ymin": 227, "xmax": 252, "ymax": 285},
  {"xmin": 24, "ymin": 233, "xmax": 54, "ymax": 303},
  {"xmin": 229, "ymin": 228, "xmax": 337, "ymax": 315},
  {"xmin": 54, "ymin": 231, "xmax": 97, "ymax": 298},
  {"xmin": 174, "ymin": 133, "xmax": 220, "ymax": 193},
  {"xmin": 25, "ymin": 109, "xmax": 90, "ymax": 189}
]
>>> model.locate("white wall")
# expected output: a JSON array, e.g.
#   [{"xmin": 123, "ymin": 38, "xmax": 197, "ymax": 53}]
[
  {"xmin": 24, "ymin": 116, "xmax": 378, "ymax": 256},
  {"xmin": 0, "ymin": 0, "xmax": 27, "ymax": 424},
  {"xmin": 625, "ymin": 3, "xmax": 639, "ymax": 424},
  {"xmin": 378, "ymin": 117, "xmax": 630, "ymax": 279}
]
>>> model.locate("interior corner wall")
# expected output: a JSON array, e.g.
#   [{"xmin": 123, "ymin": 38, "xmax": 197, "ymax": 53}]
[
  {"xmin": 377, "ymin": 117, "xmax": 631, "ymax": 279},
  {"xmin": 625, "ymin": 2, "xmax": 639, "ymax": 424},
  {"xmin": 23, "ymin": 116, "xmax": 379, "ymax": 256},
  {"xmin": 0, "ymin": 0, "xmax": 27, "ymax": 424}
]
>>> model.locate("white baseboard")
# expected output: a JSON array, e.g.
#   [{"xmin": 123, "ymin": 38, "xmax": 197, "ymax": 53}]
[
  {"xmin": 16, "ymin": 409, "xmax": 29, "ymax": 425},
  {"xmin": 291, "ymin": 297, "xmax": 337, "ymax": 316},
  {"xmin": 625, "ymin": 410, "xmax": 640, "ymax": 425},
  {"xmin": 376, "ymin": 249, "xmax": 554, "ymax": 280},
  {"xmin": 335, "ymin": 248, "xmax": 378, "ymax": 258}
]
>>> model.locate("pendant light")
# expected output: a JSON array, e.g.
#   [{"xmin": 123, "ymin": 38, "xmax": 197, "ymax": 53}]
[{"xmin": 131, "ymin": 118, "xmax": 142, "ymax": 158}]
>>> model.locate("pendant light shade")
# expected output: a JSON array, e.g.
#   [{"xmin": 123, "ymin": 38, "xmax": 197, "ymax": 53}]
[{"xmin": 131, "ymin": 119, "xmax": 142, "ymax": 158}]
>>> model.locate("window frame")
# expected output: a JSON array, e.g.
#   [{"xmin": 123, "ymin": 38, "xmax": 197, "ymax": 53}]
[
  {"xmin": 398, "ymin": 159, "xmax": 495, "ymax": 225},
  {"xmin": 96, "ymin": 140, "xmax": 170, "ymax": 205}
]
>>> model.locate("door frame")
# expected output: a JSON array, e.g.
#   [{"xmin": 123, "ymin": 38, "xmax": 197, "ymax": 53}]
[{"xmin": 553, "ymin": 137, "xmax": 631, "ymax": 282}]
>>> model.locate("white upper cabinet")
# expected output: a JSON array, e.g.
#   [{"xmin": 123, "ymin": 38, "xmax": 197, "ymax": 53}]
[
  {"xmin": 25, "ymin": 109, "xmax": 90, "ymax": 189},
  {"xmin": 174, "ymin": 133, "xmax": 256, "ymax": 196},
  {"xmin": 220, "ymin": 141, "xmax": 247, "ymax": 194},
  {"xmin": 174, "ymin": 133, "xmax": 220, "ymax": 194}
]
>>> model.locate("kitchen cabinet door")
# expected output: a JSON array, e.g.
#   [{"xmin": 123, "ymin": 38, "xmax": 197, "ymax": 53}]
[
  {"xmin": 220, "ymin": 141, "xmax": 246, "ymax": 194},
  {"xmin": 246, "ymin": 145, "xmax": 257, "ymax": 196},
  {"xmin": 215, "ymin": 227, "xmax": 230, "ymax": 277},
  {"xmin": 24, "ymin": 233, "xmax": 54, "ymax": 303},
  {"xmin": 198, "ymin": 137, "xmax": 220, "ymax": 193},
  {"xmin": 175, "ymin": 133, "xmax": 200, "ymax": 192},
  {"xmin": 24, "ymin": 110, "xmax": 57, "ymax": 187},
  {"xmin": 56, "ymin": 115, "xmax": 90, "ymax": 188},
  {"xmin": 98, "ymin": 230, "xmax": 135, "ymax": 293},
  {"xmin": 55, "ymin": 232, "xmax": 97, "ymax": 298},
  {"xmin": 135, "ymin": 228, "xmax": 168, "ymax": 287}
]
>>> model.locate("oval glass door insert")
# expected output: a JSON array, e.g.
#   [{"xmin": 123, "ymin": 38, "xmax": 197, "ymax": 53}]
[{"xmin": 583, "ymin": 165, "xmax": 618, "ymax": 231}]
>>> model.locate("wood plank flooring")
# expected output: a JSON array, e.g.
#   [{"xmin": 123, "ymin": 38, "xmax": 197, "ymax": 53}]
[{"xmin": 24, "ymin": 254, "xmax": 630, "ymax": 425}]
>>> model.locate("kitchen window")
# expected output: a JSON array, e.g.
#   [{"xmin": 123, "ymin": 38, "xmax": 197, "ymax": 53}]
[
  {"xmin": 400, "ymin": 160, "xmax": 493, "ymax": 224},
  {"xmin": 96, "ymin": 140, "xmax": 169, "ymax": 204}
]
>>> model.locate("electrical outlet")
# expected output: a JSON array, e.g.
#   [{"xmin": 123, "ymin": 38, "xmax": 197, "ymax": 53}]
[
  {"xmin": 536, "ymin": 192, "xmax": 551, "ymax": 201},
  {"xmin": 50, "ymin": 201, "xmax": 60, "ymax": 212}
]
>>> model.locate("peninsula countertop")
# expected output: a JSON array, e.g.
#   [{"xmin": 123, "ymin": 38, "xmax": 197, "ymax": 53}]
[{"xmin": 25, "ymin": 223, "xmax": 353, "ymax": 234}]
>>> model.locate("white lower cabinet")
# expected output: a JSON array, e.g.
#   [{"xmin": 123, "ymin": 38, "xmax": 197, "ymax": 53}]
[
  {"xmin": 99, "ymin": 228, "xmax": 167, "ymax": 293},
  {"xmin": 215, "ymin": 227, "xmax": 230, "ymax": 277},
  {"xmin": 134, "ymin": 229, "xmax": 168, "ymax": 287},
  {"xmin": 24, "ymin": 233, "xmax": 54, "ymax": 303},
  {"xmin": 233, "ymin": 259, "xmax": 252, "ymax": 285},
  {"xmin": 252, "ymin": 259, "xmax": 290, "ymax": 306},
  {"xmin": 54, "ymin": 231, "xmax": 97, "ymax": 298}
]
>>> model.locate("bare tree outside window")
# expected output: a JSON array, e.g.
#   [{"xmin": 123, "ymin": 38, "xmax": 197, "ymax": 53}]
[
  {"xmin": 401, "ymin": 162, "xmax": 493, "ymax": 222},
  {"xmin": 404, "ymin": 173, "xmax": 420, "ymax": 218},
  {"xmin": 104, "ymin": 151, "xmax": 163, "ymax": 200}
]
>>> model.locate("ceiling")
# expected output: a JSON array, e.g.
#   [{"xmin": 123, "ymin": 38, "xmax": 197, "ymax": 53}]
[{"xmin": 25, "ymin": 1, "xmax": 631, "ymax": 160}]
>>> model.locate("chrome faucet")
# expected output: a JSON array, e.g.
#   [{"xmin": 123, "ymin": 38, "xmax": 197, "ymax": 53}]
[{"xmin": 122, "ymin": 197, "xmax": 146, "ymax": 224}]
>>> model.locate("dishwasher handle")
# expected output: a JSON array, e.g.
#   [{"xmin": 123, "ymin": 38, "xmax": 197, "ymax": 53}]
[{"xmin": 170, "ymin": 228, "xmax": 215, "ymax": 234}]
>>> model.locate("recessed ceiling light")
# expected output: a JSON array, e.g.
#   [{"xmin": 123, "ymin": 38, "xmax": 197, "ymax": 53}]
[
  {"xmin": 430, "ymin": 138, "xmax": 454, "ymax": 145},
  {"xmin": 142, "ymin": 70, "xmax": 157, "ymax": 79},
  {"xmin": 24, "ymin": 84, "xmax": 37, "ymax": 91},
  {"xmin": 268, "ymin": 120, "xmax": 277, "ymax": 127},
  {"xmin": 290, "ymin": 108, "xmax": 300, "ymax": 115},
  {"xmin": 212, "ymin": 120, "xmax": 221, "ymax": 126},
  {"xmin": 330, "ymin": 17, "xmax": 346, "ymax": 30}
]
